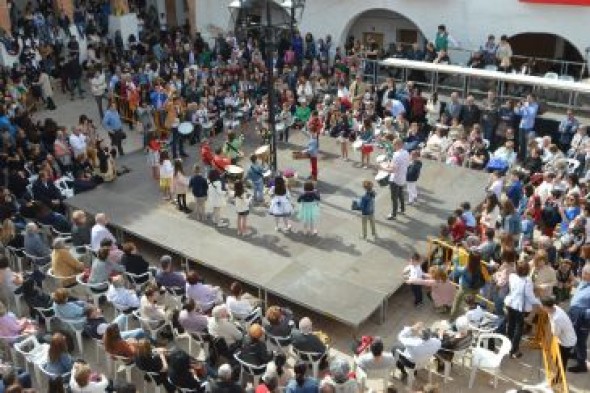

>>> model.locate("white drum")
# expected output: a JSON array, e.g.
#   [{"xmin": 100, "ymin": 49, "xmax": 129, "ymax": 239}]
[
  {"xmin": 352, "ymin": 139, "xmax": 363, "ymax": 151},
  {"xmin": 375, "ymin": 171, "xmax": 389, "ymax": 187},
  {"xmin": 276, "ymin": 122, "xmax": 286, "ymax": 132},
  {"xmin": 178, "ymin": 122, "xmax": 194, "ymax": 135},
  {"xmin": 203, "ymin": 122, "xmax": 213, "ymax": 130},
  {"xmin": 376, "ymin": 154, "xmax": 387, "ymax": 164}
]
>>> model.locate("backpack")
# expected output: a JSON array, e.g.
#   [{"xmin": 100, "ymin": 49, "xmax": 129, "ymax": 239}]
[{"xmin": 466, "ymin": 269, "xmax": 486, "ymax": 291}]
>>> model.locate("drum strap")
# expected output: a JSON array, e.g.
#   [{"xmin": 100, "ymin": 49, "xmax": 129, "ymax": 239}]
[{"xmin": 226, "ymin": 142, "xmax": 240, "ymax": 154}]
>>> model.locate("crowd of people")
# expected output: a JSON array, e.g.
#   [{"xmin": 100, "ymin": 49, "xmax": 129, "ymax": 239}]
[{"xmin": 0, "ymin": 1, "xmax": 587, "ymax": 393}]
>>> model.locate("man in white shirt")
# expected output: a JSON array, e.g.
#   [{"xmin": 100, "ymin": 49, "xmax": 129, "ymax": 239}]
[
  {"xmin": 394, "ymin": 322, "xmax": 441, "ymax": 379},
  {"xmin": 536, "ymin": 172, "xmax": 556, "ymax": 204},
  {"xmin": 487, "ymin": 171, "xmax": 504, "ymax": 200},
  {"xmin": 541, "ymin": 297, "xmax": 577, "ymax": 371},
  {"xmin": 69, "ymin": 127, "xmax": 87, "ymax": 158},
  {"xmin": 384, "ymin": 139, "xmax": 410, "ymax": 220},
  {"xmin": 90, "ymin": 213, "xmax": 116, "ymax": 252},
  {"xmin": 106, "ymin": 275, "xmax": 140, "ymax": 310}
]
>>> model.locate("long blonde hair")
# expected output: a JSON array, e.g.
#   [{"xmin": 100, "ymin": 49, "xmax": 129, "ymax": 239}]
[{"xmin": 0, "ymin": 219, "xmax": 16, "ymax": 245}]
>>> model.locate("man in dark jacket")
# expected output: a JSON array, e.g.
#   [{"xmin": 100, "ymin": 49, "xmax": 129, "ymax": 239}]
[
  {"xmin": 66, "ymin": 55, "xmax": 84, "ymax": 100},
  {"xmin": 291, "ymin": 317, "xmax": 326, "ymax": 356},
  {"xmin": 189, "ymin": 165, "xmax": 208, "ymax": 221},
  {"xmin": 32, "ymin": 170, "xmax": 64, "ymax": 213}
]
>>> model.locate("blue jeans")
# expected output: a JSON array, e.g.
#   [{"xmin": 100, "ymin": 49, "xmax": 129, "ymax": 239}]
[
  {"xmin": 113, "ymin": 314, "xmax": 146, "ymax": 340},
  {"xmin": 252, "ymin": 179, "xmax": 264, "ymax": 202}
]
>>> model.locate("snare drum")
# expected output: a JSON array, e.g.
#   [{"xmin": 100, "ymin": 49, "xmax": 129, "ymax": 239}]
[
  {"xmin": 275, "ymin": 122, "xmax": 286, "ymax": 132},
  {"xmin": 375, "ymin": 170, "xmax": 390, "ymax": 187},
  {"xmin": 352, "ymin": 139, "xmax": 363, "ymax": 151},
  {"xmin": 376, "ymin": 154, "xmax": 387, "ymax": 164},
  {"xmin": 225, "ymin": 165, "xmax": 244, "ymax": 182},
  {"xmin": 263, "ymin": 169, "xmax": 272, "ymax": 179},
  {"xmin": 178, "ymin": 122, "xmax": 194, "ymax": 135}
]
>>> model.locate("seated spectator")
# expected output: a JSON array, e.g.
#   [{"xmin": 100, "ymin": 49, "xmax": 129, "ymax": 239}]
[
  {"xmin": 186, "ymin": 270, "xmax": 223, "ymax": 312},
  {"xmin": 107, "ymin": 275, "xmax": 140, "ymax": 311},
  {"xmin": 88, "ymin": 246, "xmax": 124, "ymax": 290},
  {"xmin": 263, "ymin": 306, "xmax": 294, "ymax": 339},
  {"xmin": 90, "ymin": 213, "xmax": 116, "ymax": 252},
  {"xmin": 83, "ymin": 305, "xmax": 144, "ymax": 340},
  {"xmin": 140, "ymin": 284, "xmax": 168, "ymax": 324},
  {"xmin": 0, "ymin": 219, "xmax": 24, "ymax": 249},
  {"xmin": 51, "ymin": 238, "xmax": 84, "ymax": 287},
  {"xmin": 69, "ymin": 210, "xmax": 90, "ymax": 247},
  {"xmin": 466, "ymin": 138, "xmax": 489, "ymax": 170},
  {"xmin": 208, "ymin": 305, "xmax": 243, "ymax": 353},
  {"xmin": 156, "ymin": 255, "xmax": 186, "ymax": 289},
  {"xmin": 23, "ymin": 222, "xmax": 50, "ymax": 266},
  {"xmin": 226, "ymin": 281, "xmax": 259, "ymax": 320},
  {"xmin": 52, "ymin": 288, "xmax": 87, "ymax": 325},
  {"xmin": 103, "ymin": 323, "xmax": 139, "ymax": 359},
  {"xmin": 178, "ymin": 298, "xmax": 208, "ymax": 333},
  {"xmin": 0, "ymin": 256, "xmax": 23, "ymax": 307},
  {"xmin": 134, "ymin": 339, "xmax": 172, "ymax": 390},
  {"xmin": 69, "ymin": 361, "xmax": 109, "ymax": 393},
  {"xmin": 393, "ymin": 322, "xmax": 441, "ymax": 379},
  {"xmin": 120, "ymin": 242, "xmax": 150, "ymax": 283},
  {"xmin": 209, "ymin": 364, "xmax": 244, "ymax": 393},
  {"xmin": 34, "ymin": 201, "xmax": 72, "ymax": 233},
  {"xmin": 492, "ymin": 140, "xmax": 517, "ymax": 167},
  {"xmin": 356, "ymin": 337, "xmax": 396, "ymax": 371},
  {"xmin": 0, "ymin": 368, "xmax": 33, "ymax": 393},
  {"xmin": 292, "ymin": 317, "xmax": 327, "ymax": 356},
  {"xmin": 100, "ymin": 238, "xmax": 124, "ymax": 264},
  {"xmin": 31, "ymin": 169, "xmax": 65, "ymax": 214},
  {"xmin": 286, "ymin": 362, "xmax": 319, "ymax": 393},
  {"xmin": 44, "ymin": 332, "xmax": 74, "ymax": 376},
  {"xmin": 434, "ymin": 316, "xmax": 473, "ymax": 372},
  {"xmin": 321, "ymin": 358, "xmax": 359, "ymax": 393},
  {"xmin": 421, "ymin": 126, "xmax": 448, "ymax": 160},
  {"xmin": 238, "ymin": 324, "xmax": 273, "ymax": 366},
  {"xmin": 0, "ymin": 300, "xmax": 36, "ymax": 340},
  {"xmin": 167, "ymin": 349, "xmax": 205, "ymax": 392}
]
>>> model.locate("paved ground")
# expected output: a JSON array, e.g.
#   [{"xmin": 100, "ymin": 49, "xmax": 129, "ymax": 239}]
[{"xmin": 26, "ymin": 82, "xmax": 590, "ymax": 393}]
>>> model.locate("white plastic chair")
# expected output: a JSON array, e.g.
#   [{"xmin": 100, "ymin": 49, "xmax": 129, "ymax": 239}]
[
  {"xmin": 266, "ymin": 333, "xmax": 291, "ymax": 356},
  {"xmin": 231, "ymin": 306, "xmax": 262, "ymax": 331},
  {"xmin": 13, "ymin": 335, "xmax": 49, "ymax": 380},
  {"xmin": 468, "ymin": 333, "xmax": 512, "ymax": 388},
  {"xmin": 76, "ymin": 273, "xmax": 108, "ymax": 307},
  {"xmin": 124, "ymin": 270, "xmax": 153, "ymax": 292},
  {"xmin": 292, "ymin": 347, "xmax": 327, "ymax": 378},
  {"xmin": 133, "ymin": 310, "xmax": 169, "ymax": 340},
  {"xmin": 38, "ymin": 364, "xmax": 71, "ymax": 387},
  {"xmin": 543, "ymin": 72, "xmax": 559, "ymax": 80},
  {"xmin": 394, "ymin": 349, "xmax": 433, "ymax": 388},
  {"xmin": 60, "ymin": 317, "xmax": 87, "ymax": 353},
  {"xmin": 23, "ymin": 251, "xmax": 51, "ymax": 272},
  {"xmin": 110, "ymin": 354, "xmax": 135, "ymax": 383},
  {"xmin": 32, "ymin": 306, "xmax": 56, "ymax": 330},
  {"xmin": 234, "ymin": 351, "xmax": 267, "ymax": 388},
  {"xmin": 55, "ymin": 176, "xmax": 75, "ymax": 199},
  {"xmin": 438, "ymin": 340, "xmax": 473, "ymax": 383},
  {"xmin": 163, "ymin": 286, "xmax": 185, "ymax": 309},
  {"xmin": 172, "ymin": 328, "xmax": 209, "ymax": 360},
  {"xmin": 46, "ymin": 268, "xmax": 79, "ymax": 289},
  {"xmin": 5, "ymin": 246, "xmax": 24, "ymax": 272},
  {"xmin": 142, "ymin": 371, "xmax": 162, "ymax": 393}
]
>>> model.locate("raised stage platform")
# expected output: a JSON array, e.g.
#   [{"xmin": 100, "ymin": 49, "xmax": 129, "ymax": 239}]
[{"xmin": 66, "ymin": 129, "xmax": 488, "ymax": 328}]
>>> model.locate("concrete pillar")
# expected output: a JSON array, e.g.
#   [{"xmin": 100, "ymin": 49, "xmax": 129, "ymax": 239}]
[
  {"xmin": 0, "ymin": 0, "xmax": 11, "ymax": 34},
  {"xmin": 111, "ymin": 0, "xmax": 129, "ymax": 15},
  {"xmin": 187, "ymin": 0, "xmax": 196, "ymax": 36},
  {"xmin": 54, "ymin": 0, "xmax": 73, "ymax": 20}
]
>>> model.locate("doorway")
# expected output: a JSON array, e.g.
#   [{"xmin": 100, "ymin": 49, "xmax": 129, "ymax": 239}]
[
  {"xmin": 362, "ymin": 32, "xmax": 384, "ymax": 50},
  {"xmin": 165, "ymin": 0, "xmax": 177, "ymax": 28}
]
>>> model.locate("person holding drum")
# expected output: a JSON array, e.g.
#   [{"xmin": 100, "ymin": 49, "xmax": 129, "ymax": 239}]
[
  {"xmin": 247, "ymin": 154, "xmax": 267, "ymax": 205},
  {"xmin": 166, "ymin": 95, "xmax": 188, "ymax": 159},
  {"xmin": 359, "ymin": 118, "xmax": 375, "ymax": 169},
  {"xmin": 223, "ymin": 132, "xmax": 244, "ymax": 165}
]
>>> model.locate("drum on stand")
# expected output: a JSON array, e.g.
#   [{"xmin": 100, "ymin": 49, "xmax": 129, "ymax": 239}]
[
  {"xmin": 375, "ymin": 170, "xmax": 390, "ymax": 187},
  {"xmin": 225, "ymin": 165, "xmax": 244, "ymax": 182},
  {"xmin": 275, "ymin": 122, "xmax": 286, "ymax": 133},
  {"xmin": 178, "ymin": 122, "xmax": 194, "ymax": 136}
]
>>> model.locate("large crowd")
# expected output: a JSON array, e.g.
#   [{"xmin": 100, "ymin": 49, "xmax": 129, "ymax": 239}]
[{"xmin": 0, "ymin": 1, "xmax": 588, "ymax": 393}]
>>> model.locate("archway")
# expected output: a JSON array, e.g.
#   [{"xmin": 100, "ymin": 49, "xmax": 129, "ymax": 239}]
[
  {"xmin": 509, "ymin": 32, "xmax": 586, "ymax": 77},
  {"xmin": 341, "ymin": 8, "xmax": 426, "ymax": 54},
  {"xmin": 231, "ymin": 0, "xmax": 291, "ymax": 38}
]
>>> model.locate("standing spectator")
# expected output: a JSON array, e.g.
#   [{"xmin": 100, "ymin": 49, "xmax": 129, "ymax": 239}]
[
  {"xmin": 189, "ymin": 165, "xmax": 208, "ymax": 221},
  {"xmin": 90, "ymin": 69, "xmax": 107, "ymax": 120},
  {"xmin": 558, "ymin": 109, "xmax": 580, "ymax": 153},
  {"xmin": 444, "ymin": 92, "xmax": 463, "ymax": 123},
  {"xmin": 481, "ymin": 90, "xmax": 500, "ymax": 148},
  {"xmin": 384, "ymin": 139, "xmax": 410, "ymax": 220},
  {"xmin": 69, "ymin": 126, "xmax": 87, "ymax": 159},
  {"xmin": 496, "ymin": 35, "xmax": 513, "ymax": 68},
  {"xmin": 541, "ymin": 297, "xmax": 576, "ymax": 371},
  {"xmin": 102, "ymin": 101, "xmax": 125, "ymax": 156},
  {"xmin": 460, "ymin": 95, "xmax": 481, "ymax": 132},
  {"xmin": 358, "ymin": 180, "xmax": 377, "ymax": 240},
  {"xmin": 66, "ymin": 56, "xmax": 84, "ymax": 100},
  {"xmin": 406, "ymin": 150, "xmax": 422, "ymax": 205},
  {"xmin": 515, "ymin": 94, "xmax": 539, "ymax": 160},
  {"xmin": 567, "ymin": 264, "xmax": 590, "ymax": 373},
  {"xmin": 504, "ymin": 261, "xmax": 540, "ymax": 359},
  {"xmin": 449, "ymin": 251, "xmax": 489, "ymax": 320}
]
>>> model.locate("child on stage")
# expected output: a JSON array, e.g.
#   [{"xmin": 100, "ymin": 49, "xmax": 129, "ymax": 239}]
[
  {"xmin": 159, "ymin": 151, "xmax": 173, "ymax": 200},
  {"xmin": 297, "ymin": 181, "xmax": 320, "ymax": 235}
]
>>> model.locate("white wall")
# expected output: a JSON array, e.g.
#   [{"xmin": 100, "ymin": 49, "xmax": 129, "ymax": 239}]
[
  {"xmin": 347, "ymin": 11, "xmax": 424, "ymax": 50},
  {"xmin": 193, "ymin": 0, "xmax": 590, "ymax": 61}
]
